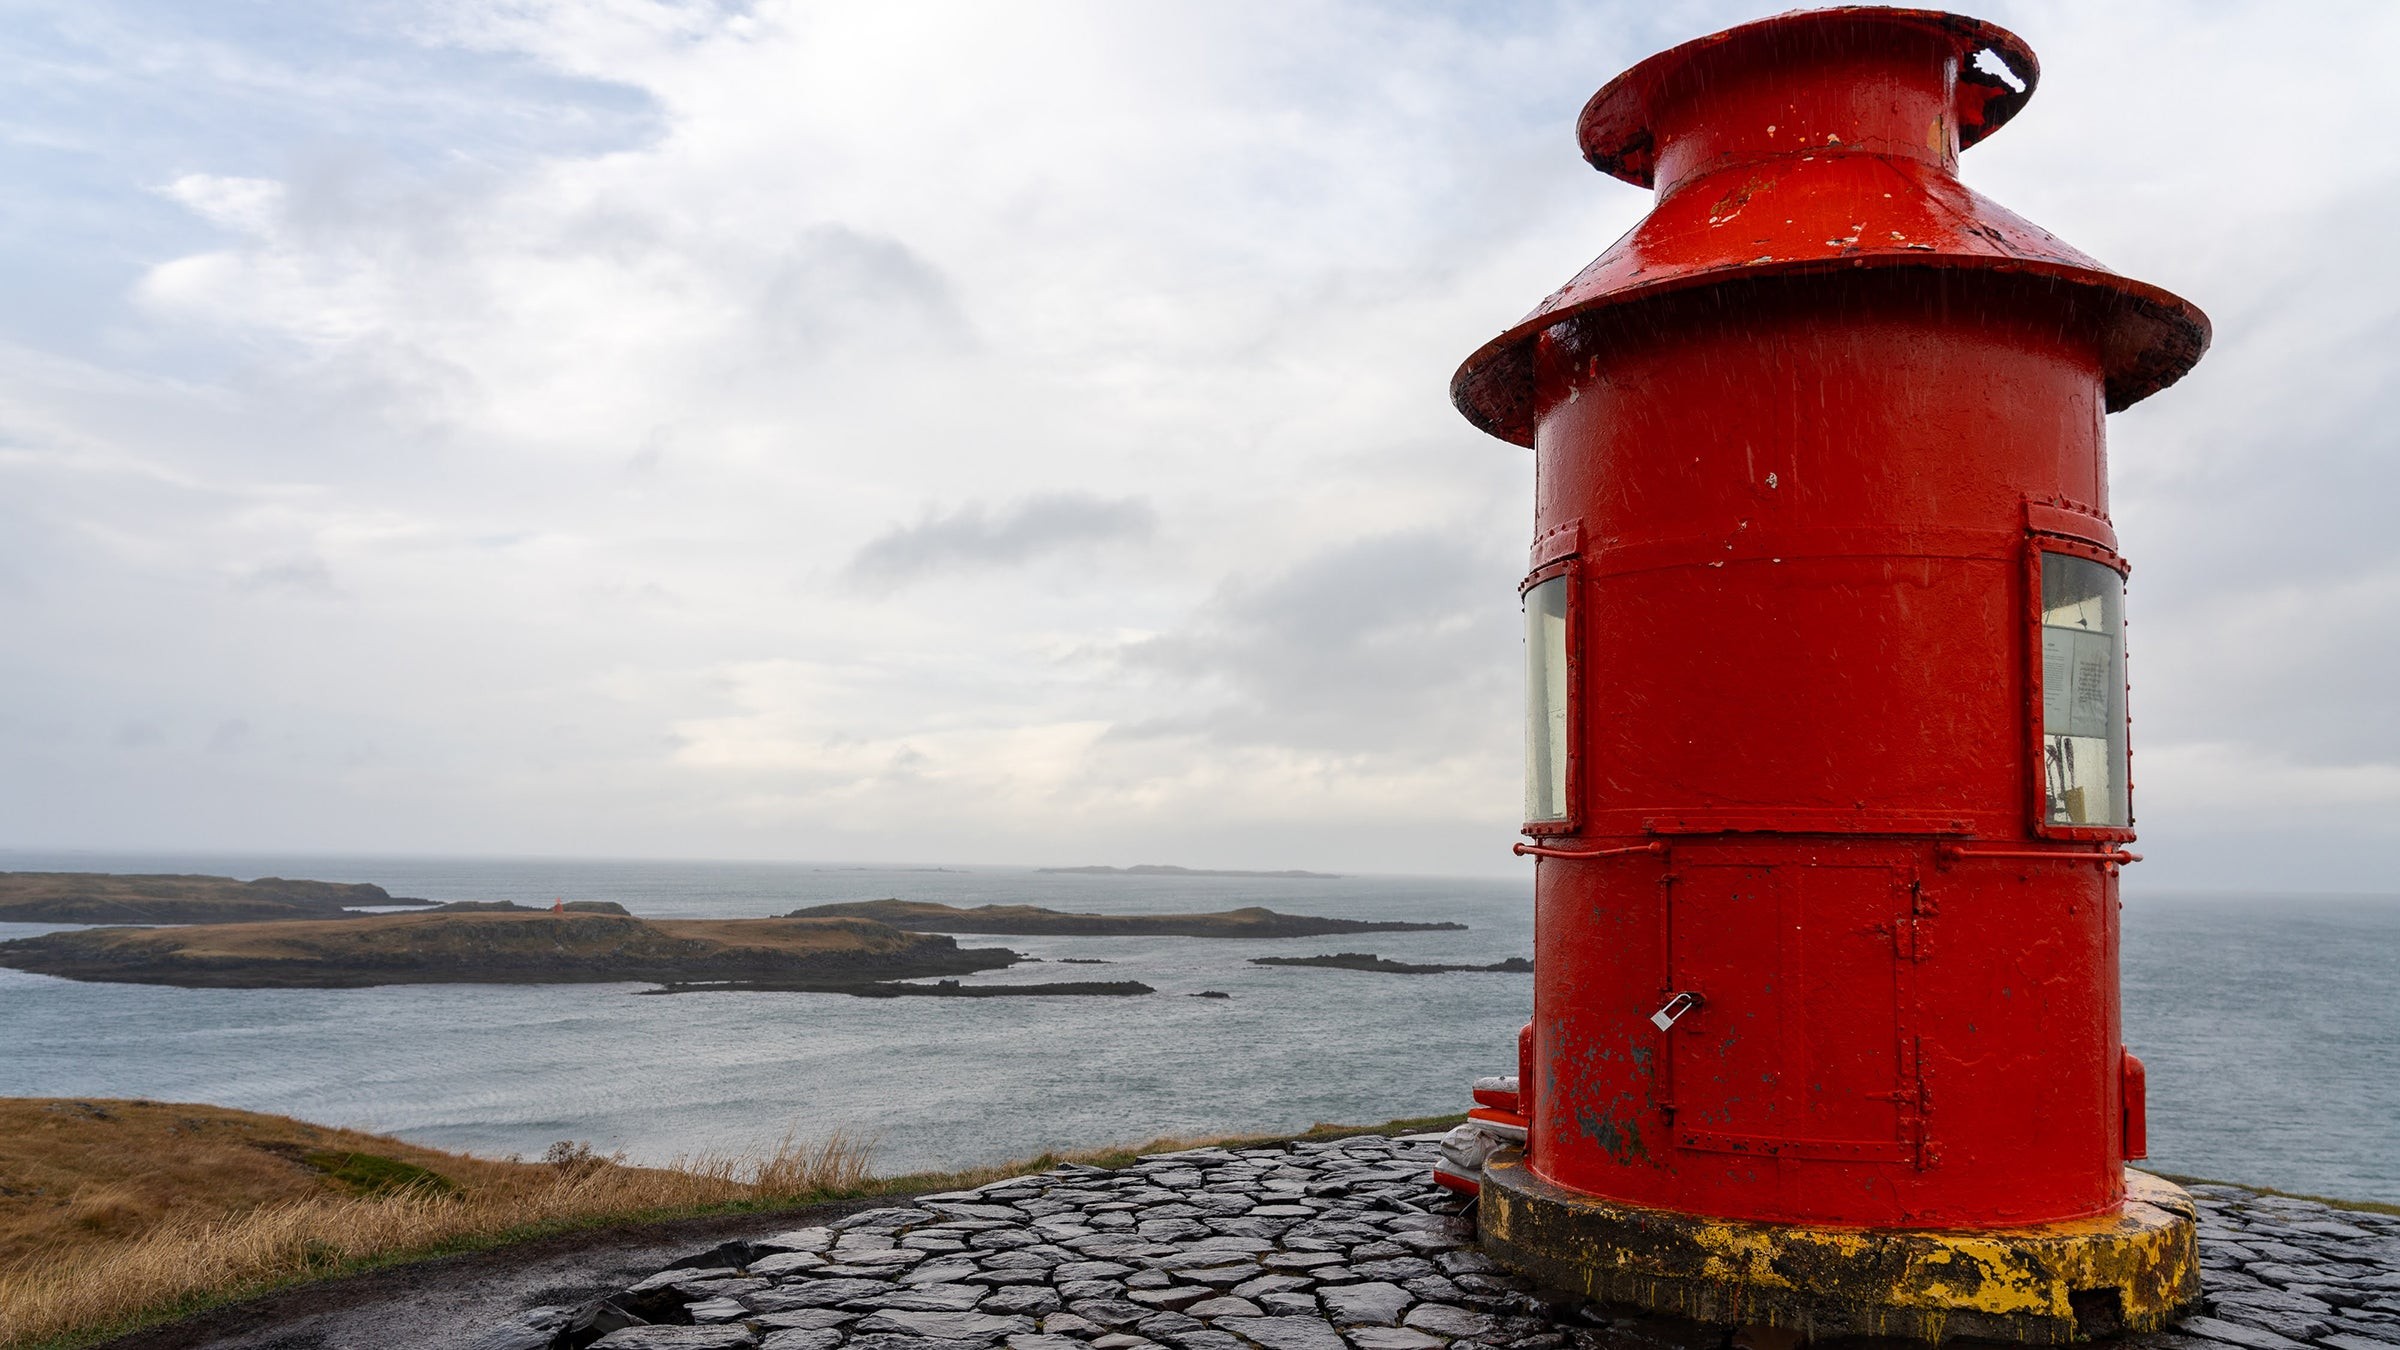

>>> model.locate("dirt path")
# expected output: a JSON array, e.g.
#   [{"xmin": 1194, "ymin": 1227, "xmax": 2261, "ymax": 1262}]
[{"xmin": 91, "ymin": 1194, "xmax": 898, "ymax": 1350}]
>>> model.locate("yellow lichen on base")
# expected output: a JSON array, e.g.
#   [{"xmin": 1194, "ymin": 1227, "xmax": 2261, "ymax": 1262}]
[{"xmin": 1477, "ymin": 1153, "xmax": 2200, "ymax": 1344}]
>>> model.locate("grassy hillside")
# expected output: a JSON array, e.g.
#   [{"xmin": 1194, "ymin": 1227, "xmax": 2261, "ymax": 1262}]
[
  {"xmin": 0, "ymin": 1099, "xmax": 541, "ymax": 1272},
  {"xmin": 0, "ymin": 1097, "xmax": 876, "ymax": 1348},
  {"xmin": 0, "ymin": 911, "xmax": 1012, "ymax": 988}
]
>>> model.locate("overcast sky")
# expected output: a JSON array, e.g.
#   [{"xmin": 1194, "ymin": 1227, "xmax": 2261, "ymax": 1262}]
[{"xmin": 1, "ymin": 1, "xmax": 2394, "ymax": 889}]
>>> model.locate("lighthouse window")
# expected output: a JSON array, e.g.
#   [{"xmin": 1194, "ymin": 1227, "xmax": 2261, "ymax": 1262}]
[
  {"xmin": 2039, "ymin": 553, "xmax": 2128, "ymax": 828},
  {"xmin": 1524, "ymin": 576, "xmax": 1570, "ymax": 823}
]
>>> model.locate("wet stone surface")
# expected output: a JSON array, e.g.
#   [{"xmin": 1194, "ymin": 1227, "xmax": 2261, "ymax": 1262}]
[
  {"xmin": 486, "ymin": 1134, "xmax": 2400, "ymax": 1350},
  {"xmin": 2145, "ymin": 1184, "xmax": 2400, "ymax": 1350}
]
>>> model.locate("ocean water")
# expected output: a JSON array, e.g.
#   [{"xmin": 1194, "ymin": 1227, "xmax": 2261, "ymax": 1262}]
[
  {"xmin": 0, "ymin": 851, "xmax": 2391, "ymax": 1203},
  {"xmin": 2121, "ymin": 893, "xmax": 2400, "ymax": 1203}
]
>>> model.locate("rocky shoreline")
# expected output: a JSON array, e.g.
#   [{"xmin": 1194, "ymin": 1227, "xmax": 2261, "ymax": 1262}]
[
  {"xmin": 639, "ymin": 980, "xmax": 1157, "ymax": 999},
  {"xmin": 469, "ymin": 1135, "xmax": 2400, "ymax": 1350},
  {"xmin": 1036, "ymin": 868, "xmax": 1340, "ymax": 880},
  {"xmin": 0, "ymin": 912, "xmax": 1019, "ymax": 990},
  {"xmin": 1248, "ymin": 956, "xmax": 1531, "ymax": 976},
  {"xmin": 782, "ymin": 902, "xmax": 1465, "ymax": 940}
]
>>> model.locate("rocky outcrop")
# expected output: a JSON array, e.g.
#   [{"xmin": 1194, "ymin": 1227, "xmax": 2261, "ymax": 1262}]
[
  {"xmin": 1037, "ymin": 866, "xmax": 1341, "ymax": 879},
  {"xmin": 782, "ymin": 901, "xmax": 1464, "ymax": 939},
  {"xmin": 0, "ymin": 912, "xmax": 1016, "ymax": 989},
  {"xmin": 432, "ymin": 901, "xmax": 634, "ymax": 916},
  {"xmin": 641, "ymin": 979, "xmax": 1154, "ymax": 999},
  {"xmin": 1250, "ymin": 954, "xmax": 1532, "ymax": 975}
]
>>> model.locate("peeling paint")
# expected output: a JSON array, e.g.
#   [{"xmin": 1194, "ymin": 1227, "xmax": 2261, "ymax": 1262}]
[
  {"xmin": 1481, "ymin": 1153, "xmax": 2201, "ymax": 1343},
  {"xmin": 1576, "ymin": 1102, "xmax": 1655, "ymax": 1167}
]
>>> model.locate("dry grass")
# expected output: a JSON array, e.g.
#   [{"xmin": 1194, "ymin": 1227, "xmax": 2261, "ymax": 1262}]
[
  {"xmin": 0, "ymin": 1098, "xmax": 1463, "ymax": 1350},
  {"xmin": 0, "ymin": 1099, "xmax": 540, "ymax": 1268},
  {"xmin": 0, "ymin": 1100, "xmax": 874, "ymax": 1349}
]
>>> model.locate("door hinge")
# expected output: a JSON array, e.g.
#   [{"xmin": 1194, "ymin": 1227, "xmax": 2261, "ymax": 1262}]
[{"xmin": 1894, "ymin": 916, "xmax": 1932, "ymax": 961}]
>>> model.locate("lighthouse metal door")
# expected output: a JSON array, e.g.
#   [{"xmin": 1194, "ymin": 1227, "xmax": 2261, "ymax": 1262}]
[{"xmin": 1664, "ymin": 856, "xmax": 1920, "ymax": 1164}]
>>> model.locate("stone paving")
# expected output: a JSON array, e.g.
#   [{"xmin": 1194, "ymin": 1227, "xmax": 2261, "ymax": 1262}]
[
  {"xmin": 473, "ymin": 1133, "xmax": 2400, "ymax": 1350},
  {"xmin": 2152, "ymin": 1183, "xmax": 2400, "ymax": 1350}
]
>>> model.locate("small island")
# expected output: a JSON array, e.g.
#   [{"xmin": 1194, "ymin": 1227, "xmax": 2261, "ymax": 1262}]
[
  {"xmin": 642, "ymin": 977, "xmax": 1153, "ymax": 998},
  {"xmin": 420, "ymin": 899, "xmax": 631, "ymax": 915},
  {"xmin": 1037, "ymin": 864, "xmax": 1340, "ymax": 879},
  {"xmin": 0, "ymin": 871, "xmax": 433, "ymax": 925},
  {"xmin": 0, "ymin": 910, "xmax": 1020, "ymax": 992},
  {"xmin": 781, "ymin": 899, "xmax": 1463, "ymax": 938},
  {"xmin": 1251, "ymin": 952, "xmax": 1534, "ymax": 975}
]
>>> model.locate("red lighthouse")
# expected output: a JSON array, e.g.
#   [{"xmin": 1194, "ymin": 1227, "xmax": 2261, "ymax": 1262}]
[{"xmin": 1449, "ymin": 9, "xmax": 2207, "ymax": 1341}]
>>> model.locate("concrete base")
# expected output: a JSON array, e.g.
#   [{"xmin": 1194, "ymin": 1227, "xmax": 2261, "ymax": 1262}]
[{"xmin": 1477, "ymin": 1151, "xmax": 2202, "ymax": 1344}]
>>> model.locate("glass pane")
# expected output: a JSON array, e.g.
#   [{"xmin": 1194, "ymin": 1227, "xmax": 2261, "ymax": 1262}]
[
  {"xmin": 1524, "ymin": 576, "xmax": 1569, "ymax": 823},
  {"xmin": 2039, "ymin": 553, "xmax": 2128, "ymax": 827}
]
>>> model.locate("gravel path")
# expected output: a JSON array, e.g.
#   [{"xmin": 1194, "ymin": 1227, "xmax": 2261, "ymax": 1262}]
[{"xmin": 468, "ymin": 1135, "xmax": 2400, "ymax": 1350}]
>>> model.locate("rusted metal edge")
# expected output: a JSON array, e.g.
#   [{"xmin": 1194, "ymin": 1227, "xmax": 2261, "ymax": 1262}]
[{"xmin": 1478, "ymin": 1151, "xmax": 2202, "ymax": 1344}]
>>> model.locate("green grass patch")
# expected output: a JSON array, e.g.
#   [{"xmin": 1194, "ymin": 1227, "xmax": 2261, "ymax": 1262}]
[
  {"xmin": 2152, "ymin": 1171, "xmax": 2400, "ymax": 1216},
  {"xmin": 301, "ymin": 1152, "xmax": 458, "ymax": 1198}
]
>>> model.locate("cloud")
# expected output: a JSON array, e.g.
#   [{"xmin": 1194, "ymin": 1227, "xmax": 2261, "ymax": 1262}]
[
  {"xmin": 235, "ymin": 554, "xmax": 340, "ymax": 597},
  {"xmin": 159, "ymin": 174, "xmax": 286, "ymax": 236},
  {"xmin": 755, "ymin": 225, "xmax": 974, "ymax": 360},
  {"xmin": 0, "ymin": 0, "xmax": 2394, "ymax": 883},
  {"xmin": 207, "ymin": 718, "xmax": 254, "ymax": 755},
  {"xmin": 1124, "ymin": 529, "xmax": 1516, "ymax": 755},
  {"xmin": 846, "ymin": 494, "xmax": 1157, "ymax": 591}
]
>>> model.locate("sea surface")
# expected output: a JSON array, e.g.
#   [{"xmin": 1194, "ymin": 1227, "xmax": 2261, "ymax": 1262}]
[{"xmin": 0, "ymin": 851, "xmax": 2392, "ymax": 1203}]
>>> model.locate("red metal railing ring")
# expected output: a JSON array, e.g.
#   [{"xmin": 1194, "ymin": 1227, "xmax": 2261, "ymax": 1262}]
[
  {"xmin": 1935, "ymin": 845, "xmax": 2142, "ymax": 866},
  {"xmin": 1513, "ymin": 841, "xmax": 1668, "ymax": 861}
]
